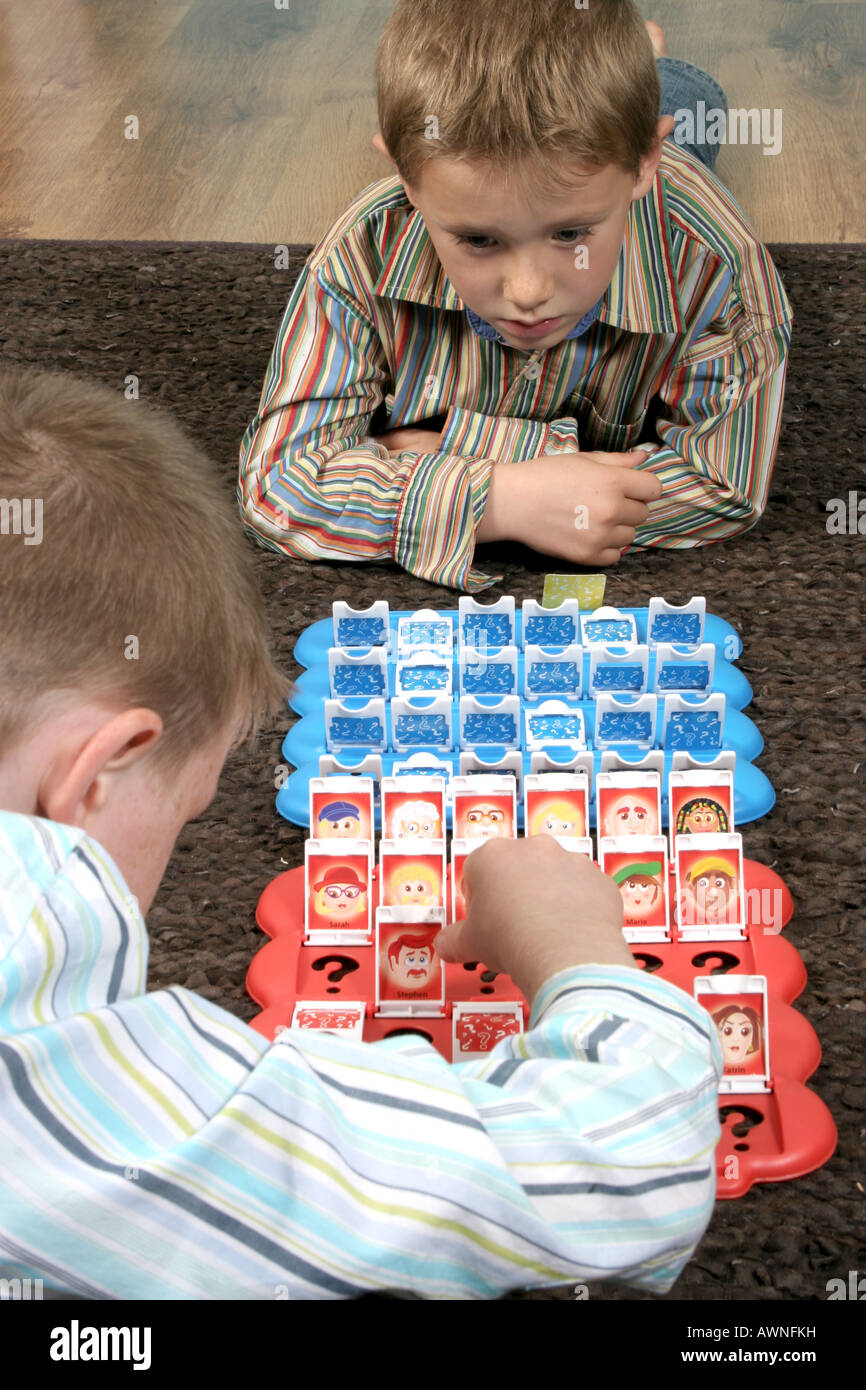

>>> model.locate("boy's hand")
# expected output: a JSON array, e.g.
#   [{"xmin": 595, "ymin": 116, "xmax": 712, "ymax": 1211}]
[
  {"xmin": 436, "ymin": 837, "xmax": 636, "ymax": 1006},
  {"xmin": 372, "ymin": 426, "xmax": 444, "ymax": 453},
  {"xmin": 476, "ymin": 449, "xmax": 662, "ymax": 565}
]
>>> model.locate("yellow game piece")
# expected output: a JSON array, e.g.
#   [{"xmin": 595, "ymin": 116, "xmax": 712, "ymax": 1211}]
[{"xmin": 542, "ymin": 573, "xmax": 607, "ymax": 610}]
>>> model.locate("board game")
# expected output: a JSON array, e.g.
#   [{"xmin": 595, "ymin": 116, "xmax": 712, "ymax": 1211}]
[{"xmin": 248, "ymin": 591, "xmax": 836, "ymax": 1198}]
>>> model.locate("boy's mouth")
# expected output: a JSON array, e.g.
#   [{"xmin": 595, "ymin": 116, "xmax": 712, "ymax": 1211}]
[{"xmin": 500, "ymin": 316, "xmax": 563, "ymax": 340}]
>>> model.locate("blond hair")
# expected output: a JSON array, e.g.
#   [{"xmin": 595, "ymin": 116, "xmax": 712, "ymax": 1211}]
[
  {"xmin": 0, "ymin": 367, "xmax": 290, "ymax": 777},
  {"xmin": 377, "ymin": 0, "xmax": 660, "ymax": 195}
]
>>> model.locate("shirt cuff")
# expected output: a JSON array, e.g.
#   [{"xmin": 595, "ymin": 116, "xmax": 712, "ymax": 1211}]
[
  {"xmin": 392, "ymin": 411, "xmax": 581, "ymax": 591},
  {"xmin": 393, "ymin": 450, "xmax": 499, "ymax": 591},
  {"xmin": 529, "ymin": 961, "xmax": 721, "ymax": 1055}
]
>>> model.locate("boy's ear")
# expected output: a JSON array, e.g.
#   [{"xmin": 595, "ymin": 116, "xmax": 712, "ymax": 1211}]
[
  {"xmin": 630, "ymin": 114, "xmax": 676, "ymax": 202},
  {"xmin": 372, "ymin": 132, "xmax": 394, "ymax": 164},
  {"xmin": 372, "ymin": 132, "xmax": 419, "ymax": 208},
  {"xmin": 38, "ymin": 707, "xmax": 165, "ymax": 827}
]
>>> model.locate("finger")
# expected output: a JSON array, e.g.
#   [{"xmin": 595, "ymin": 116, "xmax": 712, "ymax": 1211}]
[
  {"xmin": 609, "ymin": 524, "xmax": 637, "ymax": 550},
  {"xmin": 590, "ymin": 451, "xmax": 645, "ymax": 469},
  {"xmin": 614, "ymin": 498, "xmax": 651, "ymax": 527},
  {"xmin": 622, "ymin": 469, "xmax": 664, "ymax": 502},
  {"xmin": 595, "ymin": 546, "xmax": 624, "ymax": 566},
  {"xmin": 591, "ymin": 446, "xmax": 656, "ymax": 469},
  {"xmin": 435, "ymin": 922, "xmax": 465, "ymax": 963}
]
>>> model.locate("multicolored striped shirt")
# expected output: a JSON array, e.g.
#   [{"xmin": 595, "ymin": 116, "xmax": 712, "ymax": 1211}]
[
  {"xmin": 238, "ymin": 140, "xmax": 792, "ymax": 591},
  {"xmin": 0, "ymin": 810, "xmax": 722, "ymax": 1300}
]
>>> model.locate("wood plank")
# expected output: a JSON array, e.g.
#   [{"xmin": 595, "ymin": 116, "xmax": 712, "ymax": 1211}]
[{"xmin": 0, "ymin": 0, "xmax": 860, "ymax": 242}]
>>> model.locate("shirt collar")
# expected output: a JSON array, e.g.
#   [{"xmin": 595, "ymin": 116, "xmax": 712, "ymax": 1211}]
[{"xmin": 372, "ymin": 167, "xmax": 683, "ymax": 336}]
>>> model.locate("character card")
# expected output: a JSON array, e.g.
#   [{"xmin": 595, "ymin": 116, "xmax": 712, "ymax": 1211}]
[
  {"xmin": 378, "ymin": 841, "xmax": 445, "ymax": 910},
  {"xmin": 381, "ymin": 776, "xmax": 446, "ymax": 843},
  {"xmin": 290, "ymin": 1001, "xmax": 366, "ymax": 1039},
  {"xmin": 599, "ymin": 836, "xmax": 670, "ymax": 942},
  {"xmin": 304, "ymin": 842, "xmax": 373, "ymax": 945},
  {"xmin": 668, "ymin": 769, "xmax": 734, "ymax": 852},
  {"xmin": 596, "ymin": 771, "xmax": 662, "ymax": 841},
  {"xmin": 524, "ymin": 773, "xmax": 589, "ymax": 843},
  {"xmin": 309, "ymin": 777, "xmax": 375, "ymax": 843},
  {"xmin": 451, "ymin": 1003, "xmax": 524, "ymax": 1061},
  {"xmin": 694, "ymin": 974, "xmax": 770, "ymax": 1092},
  {"xmin": 675, "ymin": 833, "xmax": 746, "ymax": 940},
  {"xmin": 375, "ymin": 906, "xmax": 446, "ymax": 1015},
  {"xmin": 452, "ymin": 775, "xmax": 516, "ymax": 843}
]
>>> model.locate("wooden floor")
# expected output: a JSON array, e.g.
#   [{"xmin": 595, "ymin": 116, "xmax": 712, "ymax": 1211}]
[{"xmin": 0, "ymin": 0, "xmax": 862, "ymax": 244}]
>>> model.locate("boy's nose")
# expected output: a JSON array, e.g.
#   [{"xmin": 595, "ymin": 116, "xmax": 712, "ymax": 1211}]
[{"xmin": 502, "ymin": 262, "xmax": 555, "ymax": 314}]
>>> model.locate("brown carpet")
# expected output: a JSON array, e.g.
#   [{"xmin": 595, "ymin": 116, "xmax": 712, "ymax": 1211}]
[{"xmin": 1, "ymin": 238, "xmax": 864, "ymax": 1301}]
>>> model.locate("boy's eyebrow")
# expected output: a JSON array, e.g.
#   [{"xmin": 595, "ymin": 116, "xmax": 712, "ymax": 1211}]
[{"xmin": 441, "ymin": 212, "xmax": 608, "ymax": 236}]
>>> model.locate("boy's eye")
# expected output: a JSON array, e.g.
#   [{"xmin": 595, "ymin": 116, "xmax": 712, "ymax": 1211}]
[
  {"xmin": 455, "ymin": 228, "xmax": 592, "ymax": 250},
  {"xmin": 456, "ymin": 234, "xmax": 496, "ymax": 250}
]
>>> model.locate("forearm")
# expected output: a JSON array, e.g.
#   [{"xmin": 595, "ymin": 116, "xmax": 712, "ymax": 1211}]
[{"xmin": 630, "ymin": 328, "xmax": 791, "ymax": 547}]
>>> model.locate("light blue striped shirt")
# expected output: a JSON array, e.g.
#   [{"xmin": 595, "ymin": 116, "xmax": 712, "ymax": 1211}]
[{"xmin": 0, "ymin": 811, "xmax": 722, "ymax": 1299}]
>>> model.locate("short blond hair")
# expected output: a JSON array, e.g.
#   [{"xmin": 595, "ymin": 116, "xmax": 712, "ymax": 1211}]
[
  {"xmin": 377, "ymin": 0, "xmax": 660, "ymax": 194},
  {"xmin": 0, "ymin": 367, "xmax": 290, "ymax": 777}
]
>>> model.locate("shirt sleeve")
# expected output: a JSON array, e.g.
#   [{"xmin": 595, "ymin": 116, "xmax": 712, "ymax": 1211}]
[
  {"xmin": 626, "ymin": 267, "xmax": 791, "ymax": 548},
  {"xmin": 237, "ymin": 258, "xmax": 499, "ymax": 591},
  {"xmin": 1, "ymin": 934, "xmax": 723, "ymax": 1298}
]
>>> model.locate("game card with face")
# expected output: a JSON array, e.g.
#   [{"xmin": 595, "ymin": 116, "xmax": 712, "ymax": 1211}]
[
  {"xmin": 304, "ymin": 842, "xmax": 373, "ymax": 945},
  {"xmin": 694, "ymin": 974, "xmax": 770, "ymax": 1092},
  {"xmin": 381, "ymin": 776, "xmax": 446, "ymax": 843},
  {"xmin": 524, "ymin": 773, "xmax": 589, "ymax": 843},
  {"xmin": 668, "ymin": 769, "xmax": 734, "ymax": 852},
  {"xmin": 596, "ymin": 772, "xmax": 662, "ymax": 840},
  {"xmin": 452, "ymin": 775, "xmax": 516, "ymax": 842},
  {"xmin": 375, "ymin": 906, "xmax": 446, "ymax": 1015},
  {"xmin": 452, "ymin": 1003, "xmax": 525, "ymax": 1061},
  {"xmin": 599, "ymin": 836, "xmax": 670, "ymax": 942},
  {"xmin": 378, "ymin": 841, "xmax": 446, "ymax": 910},
  {"xmin": 290, "ymin": 1001, "xmax": 366, "ymax": 1039},
  {"xmin": 309, "ymin": 777, "xmax": 375, "ymax": 843},
  {"xmin": 675, "ymin": 833, "xmax": 746, "ymax": 939}
]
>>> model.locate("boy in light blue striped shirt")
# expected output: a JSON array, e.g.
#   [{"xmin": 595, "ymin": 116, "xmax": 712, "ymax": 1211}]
[{"xmin": 0, "ymin": 367, "xmax": 721, "ymax": 1299}]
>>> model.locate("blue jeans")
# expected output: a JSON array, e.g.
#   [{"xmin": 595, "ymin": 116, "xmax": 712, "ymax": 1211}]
[{"xmin": 656, "ymin": 56, "xmax": 729, "ymax": 172}]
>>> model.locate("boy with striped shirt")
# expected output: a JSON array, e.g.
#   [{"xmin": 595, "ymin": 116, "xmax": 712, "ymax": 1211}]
[
  {"xmin": 0, "ymin": 368, "xmax": 721, "ymax": 1299},
  {"xmin": 239, "ymin": 1, "xmax": 791, "ymax": 592}
]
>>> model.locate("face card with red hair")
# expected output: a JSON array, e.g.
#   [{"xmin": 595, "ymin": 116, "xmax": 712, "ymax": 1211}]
[{"xmin": 375, "ymin": 907, "xmax": 446, "ymax": 1014}]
